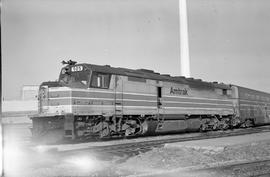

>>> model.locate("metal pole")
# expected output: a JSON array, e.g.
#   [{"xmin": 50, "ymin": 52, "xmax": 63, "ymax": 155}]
[
  {"xmin": 179, "ymin": 0, "xmax": 191, "ymax": 77},
  {"xmin": 0, "ymin": 1, "xmax": 3, "ymax": 175}
]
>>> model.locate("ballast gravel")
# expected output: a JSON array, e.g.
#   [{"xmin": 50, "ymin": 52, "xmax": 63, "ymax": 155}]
[{"xmin": 116, "ymin": 135, "xmax": 270, "ymax": 176}]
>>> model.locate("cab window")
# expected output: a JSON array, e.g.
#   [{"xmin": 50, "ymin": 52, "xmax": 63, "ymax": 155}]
[
  {"xmin": 59, "ymin": 69, "xmax": 90, "ymax": 88},
  {"xmin": 90, "ymin": 72, "xmax": 111, "ymax": 88}
]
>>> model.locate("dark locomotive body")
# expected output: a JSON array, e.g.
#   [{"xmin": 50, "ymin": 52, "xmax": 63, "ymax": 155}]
[{"xmin": 30, "ymin": 62, "xmax": 270, "ymax": 143}]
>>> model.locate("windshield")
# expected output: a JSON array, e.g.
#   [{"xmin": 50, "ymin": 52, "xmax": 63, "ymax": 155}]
[{"xmin": 59, "ymin": 67, "xmax": 90, "ymax": 88}]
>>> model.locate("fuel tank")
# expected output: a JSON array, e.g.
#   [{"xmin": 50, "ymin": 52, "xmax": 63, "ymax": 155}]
[{"xmin": 141, "ymin": 118, "xmax": 201, "ymax": 135}]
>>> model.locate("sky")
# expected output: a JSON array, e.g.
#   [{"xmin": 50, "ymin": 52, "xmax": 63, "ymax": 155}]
[{"xmin": 2, "ymin": 0, "xmax": 270, "ymax": 100}]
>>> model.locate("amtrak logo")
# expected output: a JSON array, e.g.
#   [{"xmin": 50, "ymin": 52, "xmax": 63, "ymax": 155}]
[{"xmin": 170, "ymin": 87, "xmax": 188, "ymax": 95}]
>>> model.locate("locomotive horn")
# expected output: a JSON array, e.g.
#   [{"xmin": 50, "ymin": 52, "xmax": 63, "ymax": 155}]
[{"xmin": 61, "ymin": 60, "xmax": 77, "ymax": 65}]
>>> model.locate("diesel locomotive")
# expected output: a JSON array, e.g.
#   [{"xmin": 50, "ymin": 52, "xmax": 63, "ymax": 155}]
[{"xmin": 30, "ymin": 60, "xmax": 270, "ymax": 143}]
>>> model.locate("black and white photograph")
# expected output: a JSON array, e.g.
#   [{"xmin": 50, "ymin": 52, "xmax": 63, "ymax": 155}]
[{"xmin": 2, "ymin": 0, "xmax": 270, "ymax": 176}]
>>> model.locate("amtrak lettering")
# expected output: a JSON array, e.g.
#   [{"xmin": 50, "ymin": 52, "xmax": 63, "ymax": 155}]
[{"xmin": 170, "ymin": 87, "xmax": 188, "ymax": 95}]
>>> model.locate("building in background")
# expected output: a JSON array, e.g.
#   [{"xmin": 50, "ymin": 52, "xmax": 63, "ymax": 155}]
[
  {"xmin": 2, "ymin": 85, "xmax": 39, "ymax": 123},
  {"xmin": 21, "ymin": 85, "xmax": 39, "ymax": 100}
]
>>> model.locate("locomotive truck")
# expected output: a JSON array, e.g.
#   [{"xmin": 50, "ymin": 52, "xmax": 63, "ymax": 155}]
[{"xmin": 30, "ymin": 60, "xmax": 270, "ymax": 143}]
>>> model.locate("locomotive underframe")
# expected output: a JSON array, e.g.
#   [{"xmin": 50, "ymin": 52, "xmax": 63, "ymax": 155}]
[{"xmin": 31, "ymin": 113, "xmax": 244, "ymax": 143}]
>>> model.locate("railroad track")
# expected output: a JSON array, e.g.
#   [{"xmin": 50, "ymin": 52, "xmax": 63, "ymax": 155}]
[
  {"xmin": 197, "ymin": 158, "xmax": 270, "ymax": 177},
  {"xmin": 53, "ymin": 125, "xmax": 270, "ymax": 156},
  {"xmin": 134, "ymin": 158, "xmax": 270, "ymax": 177}
]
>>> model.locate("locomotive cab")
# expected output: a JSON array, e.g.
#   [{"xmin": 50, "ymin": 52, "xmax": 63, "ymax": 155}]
[
  {"xmin": 37, "ymin": 63, "xmax": 114, "ymax": 116},
  {"xmin": 31, "ymin": 62, "xmax": 115, "ymax": 143},
  {"xmin": 59, "ymin": 64, "xmax": 111, "ymax": 89}
]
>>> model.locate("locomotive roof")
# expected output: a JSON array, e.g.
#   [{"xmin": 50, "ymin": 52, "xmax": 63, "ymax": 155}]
[{"xmin": 77, "ymin": 63, "xmax": 231, "ymax": 90}]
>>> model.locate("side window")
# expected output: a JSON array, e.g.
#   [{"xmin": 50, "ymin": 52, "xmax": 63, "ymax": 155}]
[
  {"xmin": 215, "ymin": 88, "xmax": 231, "ymax": 96},
  {"xmin": 222, "ymin": 89, "xmax": 227, "ymax": 95},
  {"xmin": 90, "ymin": 72, "xmax": 111, "ymax": 88}
]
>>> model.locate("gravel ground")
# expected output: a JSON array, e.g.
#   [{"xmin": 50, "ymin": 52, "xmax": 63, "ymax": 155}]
[
  {"xmin": 3, "ymin": 123, "xmax": 270, "ymax": 177},
  {"xmin": 118, "ymin": 134, "xmax": 270, "ymax": 177}
]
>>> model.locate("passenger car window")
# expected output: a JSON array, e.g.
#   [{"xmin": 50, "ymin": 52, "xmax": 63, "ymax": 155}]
[{"xmin": 90, "ymin": 72, "xmax": 110, "ymax": 88}]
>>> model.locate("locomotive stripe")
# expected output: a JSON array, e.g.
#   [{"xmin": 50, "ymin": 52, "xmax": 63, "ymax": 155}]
[
  {"xmin": 239, "ymin": 99, "xmax": 270, "ymax": 105},
  {"xmin": 239, "ymin": 108, "xmax": 265, "ymax": 111},
  {"xmin": 163, "ymin": 96, "xmax": 232, "ymax": 103},
  {"xmin": 49, "ymin": 94, "xmax": 232, "ymax": 106},
  {"xmin": 240, "ymin": 104, "xmax": 270, "ymax": 107},
  {"xmin": 43, "ymin": 105, "xmax": 233, "ymax": 111},
  {"xmin": 121, "ymin": 101, "xmax": 156, "ymax": 106},
  {"xmin": 240, "ymin": 99, "xmax": 270, "ymax": 103},
  {"xmin": 49, "ymin": 91, "xmax": 156, "ymax": 100},
  {"xmin": 163, "ymin": 107, "xmax": 234, "ymax": 111},
  {"xmin": 49, "ymin": 87, "xmax": 116, "ymax": 93},
  {"xmin": 49, "ymin": 96, "xmax": 232, "ymax": 105},
  {"xmin": 163, "ymin": 95, "xmax": 230, "ymax": 101},
  {"xmin": 164, "ymin": 99, "xmax": 232, "ymax": 105},
  {"xmin": 48, "ymin": 88, "xmax": 157, "ymax": 96},
  {"xmin": 164, "ymin": 101, "xmax": 232, "ymax": 106},
  {"xmin": 48, "ymin": 98, "xmax": 157, "ymax": 103},
  {"xmin": 72, "ymin": 91, "xmax": 113, "ymax": 99},
  {"xmin": 49, "ymin": 97, "xmax": 157, "ymax": 102},
  {"xmin": 239, "ymin": 104, "xmax": 270, "ymax": 107},
  {"xmin": 48, "ymin": 99, "xmax": 156, "ymax": 106},
  {"xmin": 116, "ymin": 94, "xmax": 156, "ymax": 100},
  {"xmin": 47, "ymin": 97, "xmax": 233, "ymax": 108},
  {"xmin": 48, "ymin": 88, "xmax": 232, "ymax": 103},
  {"xmin": 43, "ymin": 105, "xmax": 157, "ymax": 109},
  {"xmin": 239, "ymin": 101, "xmax": 270, "ymax": 106},
  {"xmin": 163, "ymin": 102, "xmax": 233, "ymax": 109},
  {"xmin": 49, "ymin": 97, "xmax": 114, "ymax": 101},
  {"xmin": 43, "ymin": 106, "xmax": 234, "ymax": 112}
]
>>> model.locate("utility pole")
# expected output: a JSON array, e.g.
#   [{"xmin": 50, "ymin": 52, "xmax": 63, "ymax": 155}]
[
  {"xmin": 0, "ymin": 1, "xmax": 3, "ymax": 176},
  {"xmin": 179, "ymin": 0, "xmax": 191, "ymax": 77}
]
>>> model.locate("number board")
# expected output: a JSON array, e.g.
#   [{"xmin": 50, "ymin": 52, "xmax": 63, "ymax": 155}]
[{"xmin": 71, "ymin": 66, "xmax": 83, "ymax": 72}]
